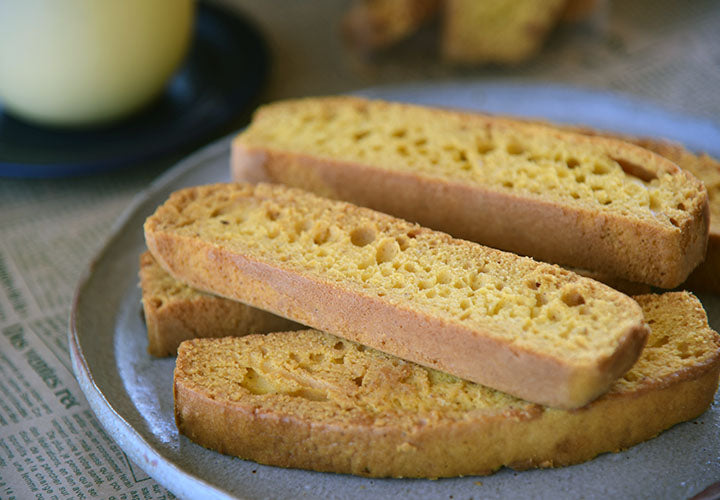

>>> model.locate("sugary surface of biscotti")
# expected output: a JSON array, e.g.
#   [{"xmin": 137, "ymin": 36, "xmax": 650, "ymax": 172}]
[
  {"xmin": 145, "ymin": 182, "xmax": 649, "ymax": 408},
  {"xmin": 139, "ymin": 251, "xmax": 300, "ymax": 357},
  {"xmin": 173, "ymin": 291, "xmax": 720, "ymax": 478},
  {"xmin": 441, "ymin": 0, "xmax": 567, "ymax": 64},
  {"xmin": 232, "ymin": 96, "xmax": 709, "ymax": 288},
  {"xmin": 341, "ymin": 0, "xmax": 440, "ymax": 51}
]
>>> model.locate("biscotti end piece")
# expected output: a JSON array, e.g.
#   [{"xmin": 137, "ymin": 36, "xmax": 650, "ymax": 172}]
[
  {"xmin": 232, "ymin": 96, "xmax": 709, "ymax": 288},
  {"xmin": 341, "ymin": 0, "xmax": 441, "ymax": 52},
  {"xmin": 441, "ymin": 0, "xmax": 567, "ymax": 64},
  {"xmin": 632, "ymin": 139, "xmax": 720, "ymax": 292},
  {"xmin": 146, "ymin": 182, "xmax": 649, "ymax": 409},
  {"xmin": 174, "ymin": 292, "xmax": 720, "ymax": 478},
  {"xmin": 139, "ymin": 251, "xmax": 300, "ymax": 357}
]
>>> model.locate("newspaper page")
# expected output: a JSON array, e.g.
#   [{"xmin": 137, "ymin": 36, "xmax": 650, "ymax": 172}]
[{"xmin": 0, "ymin": 178, "xmax": 176, "ymax": 500}]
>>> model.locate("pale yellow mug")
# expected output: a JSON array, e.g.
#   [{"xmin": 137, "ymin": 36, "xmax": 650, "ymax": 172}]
[{"xmin": 0, "ymin": 0, "xmax": 195, "ymax": 127}]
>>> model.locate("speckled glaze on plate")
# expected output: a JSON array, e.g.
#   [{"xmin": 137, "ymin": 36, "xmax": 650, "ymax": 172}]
[{"xmin": 70, "ymin": 82, "xmax": 720, "ymax": 500}]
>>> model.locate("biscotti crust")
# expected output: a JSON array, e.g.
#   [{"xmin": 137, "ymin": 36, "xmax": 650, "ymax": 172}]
[
  {"xmin": 232, "ymin": 97, "xmax": 709, "ymax": 288},
  {"xmin": 174, "ymin": 368, "xmax": 718, "ymax": 477},
  {"xmin": 173, "ymin": 291, "xmax": 720, "ymax": 478},
  {"xmin": 139, "ymin": 251, "xmax": 300, "ymax": 356},
  {"xmin": 146, "ymin": 182, "xmax": 649, "ymax": 409}
]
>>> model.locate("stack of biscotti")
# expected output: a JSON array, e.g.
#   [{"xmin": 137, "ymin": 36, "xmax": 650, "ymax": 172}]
[
  {"xmin": 145, "ymin": 182, "xmax": 653, "ymax": 409},
  {"xmin": 141, "ymin": 98, "xmax": 717, "ymax": 478},
  {"xmin": 232, "ymin": 96, "xmax": 709, "ymax": 289},
  {"xmin": 138, "ymin": 246, "xmax": 719, "ymax": 476},
  {"xmin": 173, "ymin": 292, "xmax": 720, "ymax": 478},
  {"xmin": 139, "ymin": 251, "xmax": 301, "ymax": 356}
]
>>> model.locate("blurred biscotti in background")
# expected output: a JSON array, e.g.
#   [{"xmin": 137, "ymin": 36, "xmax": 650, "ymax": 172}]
[
  {"xmin": 342, "ymin": 0, "xmax": 441, "ymax": 51},
  {"xmin": 341, "ymin": 0, "xmax": 602, "ymax": 64}
]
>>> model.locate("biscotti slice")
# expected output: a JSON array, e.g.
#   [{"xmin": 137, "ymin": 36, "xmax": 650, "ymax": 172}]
[
  {"xmin": 558, "ymin": 127, "xmax": 720, "ymax": 292},
  {"xmin": 139, "ymin": 251, "xmax": 300, "ymax": 356},
  {"xmin": 441, "ymin": 0, "xmax": 567, "ymax": 64},
  {"xmin": 145, "ymin": 182, "xmax": 649, "ymax": 409},
  {"xmin": 624, "ymin": 138, "xmax": 720, "ymax": 293},
  {"xmin": 174, "ymin": 291, "xmax": 720, "ymax": 478},
  {"xmin": 232, "ymin": 97, "xmax": 709, "ymax": 288},
  {"xmin": 341, "ymin": 0, "xmax": 441, "ymax": 52}
]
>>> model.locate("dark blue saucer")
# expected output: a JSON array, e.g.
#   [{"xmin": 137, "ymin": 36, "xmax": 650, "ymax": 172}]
[{"xmin": 0, "ymin": 1, "xmax": 269, "ymax": 178}]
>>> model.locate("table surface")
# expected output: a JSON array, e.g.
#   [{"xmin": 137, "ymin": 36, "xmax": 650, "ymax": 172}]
[{"xmin": 1, "ymin": 1, "xmax": 719, "ymax": 499}]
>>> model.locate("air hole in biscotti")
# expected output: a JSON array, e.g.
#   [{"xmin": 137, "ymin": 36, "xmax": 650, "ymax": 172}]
[
  {"xmin": 312, "ymin": 226, "xmax": 331, "ymax": 245},
  {"xmin": 404, "ymin": 262, "xmax": 417, "ymax": 273},
  {"xmin": 266, "ymin": 227, "xmax": 279, "ymax": 239},
  {"xmin": 219, "ymin": 219, "xmax": 229, "ymax": 225},
  {"xmin": 331, "ymin": 357, "xmax": 344, "ymax": 364},
  {"xmin": 677, "ymin": 202, "xmax": 686, "ymax": 210},
  {"xmin": 669, "ymin": 216, "xmax": 680, "ymax": 228},
  {"xmin": 376, "ymin": 239, "xmax": 399, "ymax": 264},
  {"xmin": 265, "ymin": 205, "xmax": 281, "ymax": 221},
  {"xmin": 570, "ymin": 191, "xmax": 580, "ymax": 199},
  {"xmin": 561, "ymin": 289, "xmax": 586, "ymax": 307},
  {"xmin": 507, "ymin": 143, "xmax": 524, "ymax": 155},
  {"xmin": 593, "ymin": 163, "xmax": 610, "ymax": 175},
  {"xmin": 436, "ymin": 270, "xmax": 452, "ymax": 284},
  {"xmin": 356, "ymin": 344, "xmax": 366, "ymax": 352},
  {"xmin": 650, "ymin": 335, "xmax": 669, "ymax": 348},
  {"xmin": 391, "ymin": 129, "xmax": 407, "ymax": 138},
  {"xmin": 333, "ymin": 341, "xmax": 344, "ymax": 350},
  {"xmin": 295, "ymin": 219, "xmax": 312, "ymax": 234},
  {"xmin": 353, "ymin": 375, "xmax": 364, "ymax": 386},
  {"xmin": 397, "ymin": 145, "xmax": 409, "ymax": 157},
  {"xmin": 350, "ymin": 226, "xmax": 376, "ymax": 246},
  {"xmin": 418, "ymin": 278, "xmax": 434, "ymax": 290},
  {"xmin": 309, "ymin": 352, "xmax": 324, "ymax": 363},
  {"xmin": 396, "ymin": 236, "xmax": 410, "ymax": 251},
  {"xmin": 575, "ymin": 173, "xmax": 586, "ymax": 183},
  {"xmin": 460, "ymin": 299, "xmax": 471, "ymax": 310},
  {"xmin": 503, "ymin": 181, "xmax": 514, "ymax": 188},
  {"xmin": 476, "ymin": 140, "xmax": 494, "ymax": 154},
  {"xmin": 677, "ymin": 342, "xmax": 691, "ymax": 359},
  {"xmin": 149, "ymin": 298, "xmax": 163, "ymax": 309},
  {"xmin": 567, "ymin": 158, "xmax": 580, "ymax": 169},
  {"xmin": 613, "ymin": 157, "xmax": 658, "ymax": 183},
  {"xmin": 425, "ymin": 289, "xmax": 437, "ymax": 299},
  {"xmin": 353, "ymin": 130, "xmax": 370, "ymax": 141},
  {"xmin": 526, "ymin": 279, "xmax": 540, "ymax": 290},
  {"xmin": 415, "ymin": 138, "xmax": 428, "ymax": 147},
  {"xmin": 407, "ymin": 229, "xmax": 420, "ymax": 239}
]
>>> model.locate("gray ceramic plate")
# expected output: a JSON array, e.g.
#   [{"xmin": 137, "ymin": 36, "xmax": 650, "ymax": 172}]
[{"xmin": 70, "ymin": 82, "xmax": 720, "ymax": 500}]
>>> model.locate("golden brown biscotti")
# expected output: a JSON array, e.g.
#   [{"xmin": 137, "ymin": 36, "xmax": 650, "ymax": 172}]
[
  {"xmin": 232, "ymin": 97, "xmax": 709, "ymax": 288},
  {"xmin": 560, "ymin": 127, "xmax": 720, "ymax": 292},
  {"xmin": 139, "ymin": 251, "xmax": 300, "ymax": 357},
  {"xmin": 174, "ymin": 292, "xmax": 720, "ymax": 478},
  {"xmin": 441, "ymin": 0, "xmax": 567, "ymax": 64},
  {"xmin": 145, "ymin": 182, "xmax": 649, "ymax": 409},
  {"xmin": 626, "ymin": 139, "xmax": 720, "ymax": 293},
  {"xmin": 341, "ymin": 0, "xmax": 441, "ymax": 52}
]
